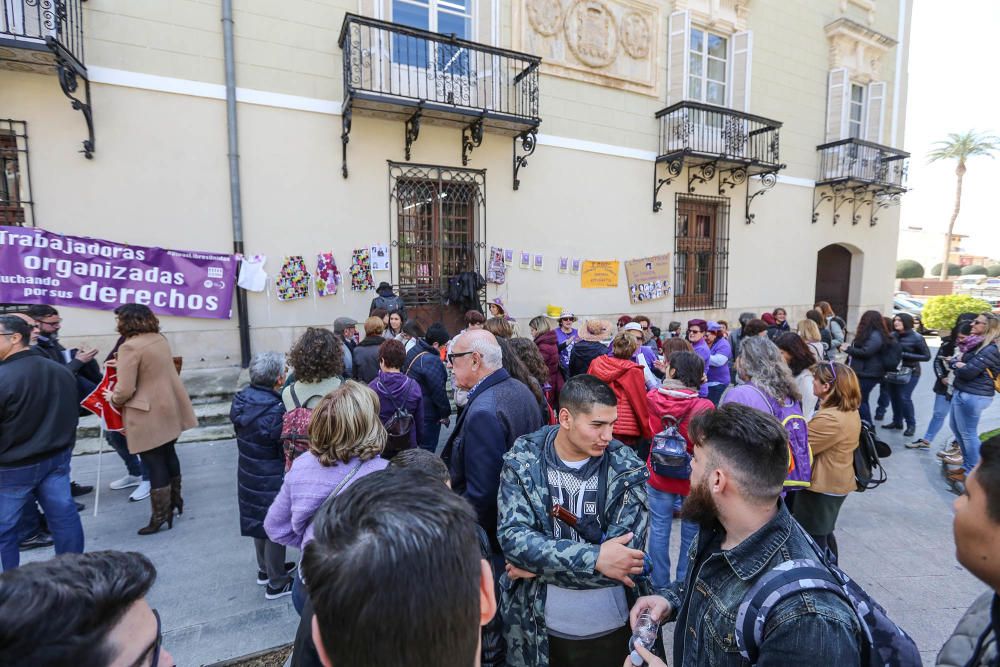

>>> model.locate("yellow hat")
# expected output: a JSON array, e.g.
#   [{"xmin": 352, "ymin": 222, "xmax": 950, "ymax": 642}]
[{"xmin": 546, "ymin": 304, "xmax": 562, "ymax": 319}]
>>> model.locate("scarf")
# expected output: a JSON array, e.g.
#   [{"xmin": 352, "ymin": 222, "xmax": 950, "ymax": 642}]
[{"xmin": 960, "ymin": 334, "xmax": 985, "ymax": 355}]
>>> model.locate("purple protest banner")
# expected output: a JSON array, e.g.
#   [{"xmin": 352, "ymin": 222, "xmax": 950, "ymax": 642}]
[{"xmin": 0, "ymin": 226, "xmax": 236, "ymax": 319}]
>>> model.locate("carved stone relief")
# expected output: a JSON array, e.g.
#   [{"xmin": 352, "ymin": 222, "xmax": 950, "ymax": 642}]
[
  {"xmin": 825, "ymin": 17, "xmax": 896, "ymax": 84},
  {"xmin": 513, "ymin": 0, "xmax": 659, "ymax": 95}
]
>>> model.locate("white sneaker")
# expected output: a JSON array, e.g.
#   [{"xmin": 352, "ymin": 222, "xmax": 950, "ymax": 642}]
[
  {"xmin": 109, "ymin": 474, "xmax": 142, "ymax": 490},
  {"xmin": 129, "ymin": 480, "xmax": 151, "ymax": 502}
]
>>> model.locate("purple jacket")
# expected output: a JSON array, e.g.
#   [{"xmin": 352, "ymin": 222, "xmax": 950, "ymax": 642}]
[
  {"xmin": 720, "ymin": 383, "xmax": 803, "ymax": 417},
  {"xmin": 692, "ymin": 338, "xmax": 711, "ymax": 397},
  {"xmin": 370, "ymin": 371, "xmax": 425, "ymax": 451},
  {"xmin": 264, "ymin": 451, "xmax": 388, "ymax": 549},
  {"xmin": 555, "ymin": 328, "xmax": 578, "ymax": 369},
  {"xmin": 707, "ymin": 337, "xmax": 733, "ymax": 386}
]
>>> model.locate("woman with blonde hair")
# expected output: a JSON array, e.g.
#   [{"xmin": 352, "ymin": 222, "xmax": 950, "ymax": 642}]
[
  {"xmin": 265, "ymin": 380, "xmax": 389, "ymax": 609},
  {"xmin": 792, "ymin": 361, "xmax": 861, "ymax": 558},
  {"xmin": 484, "ymin": 316, "xmax": 515, "ymax": 339},
  {"xmin": 947, "ymin": 312, "xmax": 1000, "ymax": 482},
  {"xmin": 796, "ymin": 319, "xmax": 825, "ymax": 362}
]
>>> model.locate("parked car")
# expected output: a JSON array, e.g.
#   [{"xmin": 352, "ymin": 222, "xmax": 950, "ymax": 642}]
[{"xmin": 893, "ymin": 296, "xmax": 923, "ymax": 316}]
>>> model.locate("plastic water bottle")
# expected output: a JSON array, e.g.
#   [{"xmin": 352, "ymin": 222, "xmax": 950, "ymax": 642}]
[{"xmin": 628, "ymin": 609, "xmax": 660, "ymax": 666}]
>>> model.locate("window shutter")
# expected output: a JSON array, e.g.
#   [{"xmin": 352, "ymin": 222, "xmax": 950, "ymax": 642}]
[
  {"xmin": 729, "ymin": 31, "xmax": 752, "ymax": 112},
  {"xmin": 667, "ymin": 10, "xmax": 691, "ymax": 105},
  {"xmin": 825, "ymin": 68, "xmax": 849, "ymax": 141},
  {"xmin": 865, "ymin": 81, "xmax": 886, "ymax": 144}
]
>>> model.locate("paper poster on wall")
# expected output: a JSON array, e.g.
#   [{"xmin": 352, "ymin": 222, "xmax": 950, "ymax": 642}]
[
  {"xmin": 315, "ymin": 252, "xmax": 341, "ymax": 296},
  {"xmin": 625, "ymin": 254, "xmax": 672, "ymax": 304},
  {"xmin": 571, "ymin": 258, "xmax": 581, "ymax": 275},
  {"xmin": 276, "ymin": 256, "xmax": 311, "ymax": 301},
  {"xmin": 487, "ymin": 246, "xmax": 506, "ymax": 284},
  {"xmin": 504, "ymin": 248, "xmax": 514, "ymax": 266},
  {"xmin": 370, "ymin": 245, "xmax": 390, "ymax": 271},
  {"xmin": 519, "ymin": 251, "xmax": 531, "ymax": 269},
  {"xmin": 533, "ymin": 254, "xmax": 544, "ymax": 271},
  {"xmin": 558, "ymin": 257, "xmax": 569, "ymax": 274},
  {"xmin": 580, "ymin": 260, "xmax": 620, "ymax": 288}
]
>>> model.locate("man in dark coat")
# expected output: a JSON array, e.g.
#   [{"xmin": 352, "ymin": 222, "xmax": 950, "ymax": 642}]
[
  {"xmin": 442, "ymin": 329, "xmax": 544, "ymax": 572},
  {"xmin": 230, "ymin": 351, "xmax": 293, "ymax": 599},
  {"xmin": 0, "ymin": 315, "xmax": 83, "ymax": 571},
  {"xmin": 402, "ymin": 320, "xmax": 452, "ymax": 453},
  {"xmin": 352, "ymin": 317, "xmax": 386, "ymax": 383}
]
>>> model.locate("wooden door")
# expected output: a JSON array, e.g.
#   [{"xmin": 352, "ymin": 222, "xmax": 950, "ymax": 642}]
[{"xmin": 814, "ymin": 244, "xmax": 852, "ymax": 324}]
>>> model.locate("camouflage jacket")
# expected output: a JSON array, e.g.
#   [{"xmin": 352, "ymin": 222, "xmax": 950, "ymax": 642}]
[{"xmin": 497, "ymin": 425, "xmax": 650, "ymax": 667}]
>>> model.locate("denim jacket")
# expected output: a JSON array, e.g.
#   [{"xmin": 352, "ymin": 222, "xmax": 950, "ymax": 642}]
[{"xmin": 661, "ymin": 502, "xmax": 861, "ymax": 666}]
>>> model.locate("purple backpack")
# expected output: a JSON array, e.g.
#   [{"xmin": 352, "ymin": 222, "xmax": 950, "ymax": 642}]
[{"xmin": 748, "ymin": 385, "xmax": 812, "ymax": 489}]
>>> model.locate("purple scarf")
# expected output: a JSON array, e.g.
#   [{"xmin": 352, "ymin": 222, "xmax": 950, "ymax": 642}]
[{"xmin": 959, "ymin": 334, "xmax": 985, "ymax": 355}]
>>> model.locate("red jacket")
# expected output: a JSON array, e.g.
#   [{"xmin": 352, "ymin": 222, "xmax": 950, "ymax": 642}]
[
  {"xmin": 587, "ymin": 356, "xmax": 652, "ymax": 440},
  {"xmin": 534, "ymin": 330, "xmax": 565, "ymax": 406},
  {"xmin": 645, "ymin": 384, "xmax": 714, "ymax": 495}
]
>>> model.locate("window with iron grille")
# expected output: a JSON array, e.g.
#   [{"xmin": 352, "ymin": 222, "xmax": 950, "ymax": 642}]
[
  {"xmin": 673, "ymin": 194, "xmax": 729, "ymax": 311},
  {"xmin": 389, "ymin": 163, "xmax": 486, "ymax": 307},
  {"xmin": 1, "ymin": 120, "xmax": 34, "ymax": 227}
]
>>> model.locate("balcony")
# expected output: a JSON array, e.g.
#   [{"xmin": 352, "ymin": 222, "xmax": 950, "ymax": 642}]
[
  {"xmin": 338, "ymin": 13, "xmax": 541, "ymax": 188},
  {"xmin": 816, "ymin": 138, "xmax": 908, "ymax": 191},
  {"xmin": 813, "ymin": 138, "xmax": 909, "ymax": 226},
  {"xmin": 652, "ymin": 101, "xmax": 785, "ymax": 222},
  {"xmin": 0, "ymin": 0, "xmax": 93, "ymax": 157}
]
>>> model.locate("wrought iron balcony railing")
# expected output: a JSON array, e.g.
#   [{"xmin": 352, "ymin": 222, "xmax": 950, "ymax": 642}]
[
  {"xmin": 656, "ymin": 101, "xmax": 783, "ymax": 171},
  {"xmin": 1, "ymin": 0, "xmax": 93, "ymax": 158},
  {"xmin": 816, "ymin": 138, "xmax": 908, "ymax": 192},
  {"xmin": 338, "ymin": 13, "xmax": 541, "ymax": 187},
  {"xmin": 1, "ymin": 0, "xmax": 85, "ymax": 71}
]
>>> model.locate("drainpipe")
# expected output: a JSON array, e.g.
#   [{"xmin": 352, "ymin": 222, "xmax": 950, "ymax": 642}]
[{"xmin": 222, "ymin": 0, "xmax": 251, "ymax": 368}]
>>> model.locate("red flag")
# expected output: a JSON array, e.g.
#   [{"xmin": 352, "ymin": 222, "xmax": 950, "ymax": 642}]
[{"xmin": 81, "ymin": 366, "xmax": 125, "ymax": 432}]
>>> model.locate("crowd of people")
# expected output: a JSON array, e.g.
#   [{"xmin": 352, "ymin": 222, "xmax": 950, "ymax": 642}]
[{"xmin": 1, "ymin": 294, "xmax": 999, "ymax": 667}]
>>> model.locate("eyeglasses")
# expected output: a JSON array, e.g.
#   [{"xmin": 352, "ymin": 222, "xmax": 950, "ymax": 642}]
[
  {"xmin": 687, "ymin": 329, "xmax": 702, "ymax": 335},
  {"xmin": 973, "ymin": 319, "xmax": 988, "ymax": 326},
  {"xmin": 447, "ymin": 351, "xmax": 474, "ymax": 364},
  {"xmin": 640, "ymin": 325, "xmax": 649, "ymax": 330},
  {"xmin": 0, "ymin": 332, "xmax": 15, "ymax": 338}
]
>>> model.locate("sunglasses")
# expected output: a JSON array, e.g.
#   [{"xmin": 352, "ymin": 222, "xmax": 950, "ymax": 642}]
[
  {"xmin": 447, "ymin": 351, "xmax": 474, "ymax": 364},
  {"xmin": 687, "ymin": 329, "xmax": 702, "ymax": 335}
]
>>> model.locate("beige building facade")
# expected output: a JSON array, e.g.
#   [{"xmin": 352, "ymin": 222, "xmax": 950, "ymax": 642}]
[{"xmin": 2, "ymin": 0, "xmax": 912, "ymax": 367}]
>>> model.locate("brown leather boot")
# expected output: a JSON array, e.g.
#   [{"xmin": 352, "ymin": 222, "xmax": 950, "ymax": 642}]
[
  {"xmin": 169, "ymin": 476, "xmax": 183, "ymax": 515},
  {"xmin": 138, "ymin": 487, "xmax": 173, "ymax": 535}
]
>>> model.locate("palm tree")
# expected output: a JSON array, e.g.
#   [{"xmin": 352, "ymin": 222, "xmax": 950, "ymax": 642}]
[{"xmin": 928, "ymin": 131, "xmax": 999, "ymax": 280}]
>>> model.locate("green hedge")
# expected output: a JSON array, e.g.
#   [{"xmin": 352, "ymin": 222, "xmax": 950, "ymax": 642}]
[
  {"xmin": 896, "ymin": 259, "xmax": 924, "ymax": 279},
  {"xmin": 921, "ymin": 294, "xmax": 993, "ymax": 330},
  {"xmin": 930, "ymin": 262, "xmax": 962, "ymax": 277},
  {"xmin": 961, "ymin": 264, "xmax": 989, "ymax": 276}
]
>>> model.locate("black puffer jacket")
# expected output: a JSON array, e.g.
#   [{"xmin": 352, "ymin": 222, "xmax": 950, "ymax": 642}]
[
  {"xmin": 897, "ymin": 329, "xmax": 931, "ymax": 373},
  {"xmin": 230, "ymin": 384, "xmax": 286, "ymax": 539},
  {"xmin": 352, "ymin": 336, "xmax": 384, "ymax": 384},
  {"xmin": 953, "ymin": 342, "xmax": 1000, "ymax": 397},
  {"xmin": 845, "ymin": 329, "xmax": 886, "ymax": 379}
]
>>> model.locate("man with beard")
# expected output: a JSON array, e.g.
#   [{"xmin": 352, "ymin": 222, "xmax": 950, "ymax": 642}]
[
  {"xmin": 497, "ymin": 375, "xmax": 650, "ymax": 667},
  {"xmin": 626, "ymin": 403, "xmax": 861, "ymax": 666}
]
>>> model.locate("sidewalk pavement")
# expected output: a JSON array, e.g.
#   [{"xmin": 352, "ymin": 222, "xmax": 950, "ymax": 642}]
[{"xmin": 22, "ymin": 358, "xmax": 1000, "ymax": 666}]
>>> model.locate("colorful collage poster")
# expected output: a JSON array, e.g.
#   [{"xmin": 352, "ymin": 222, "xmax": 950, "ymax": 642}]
[
  {"xmin": 487, "ymin": 246, "xmax": 506, "ymax": 284},
  {"xmin": 350, "ymin": 248, "xmax": 375, "ymax": 291},
  {"xmin": 315, "ymin": 252, "xmax": 341, "ymax": 296}
]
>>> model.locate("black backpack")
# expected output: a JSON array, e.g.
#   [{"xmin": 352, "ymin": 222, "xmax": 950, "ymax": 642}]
[
  {"xmin": 377, "ymin": 378, "xmax": 414, "ymax": 453},
  {"xmin": 855, "ymin": 421, "xmax": 889, "ymax": 491}
]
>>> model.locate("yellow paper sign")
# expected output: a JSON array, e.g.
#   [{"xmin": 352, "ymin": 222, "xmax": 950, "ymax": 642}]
[{"xmin": 580, "ymin": 261, "xmax": 620, "ymax": 288}]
